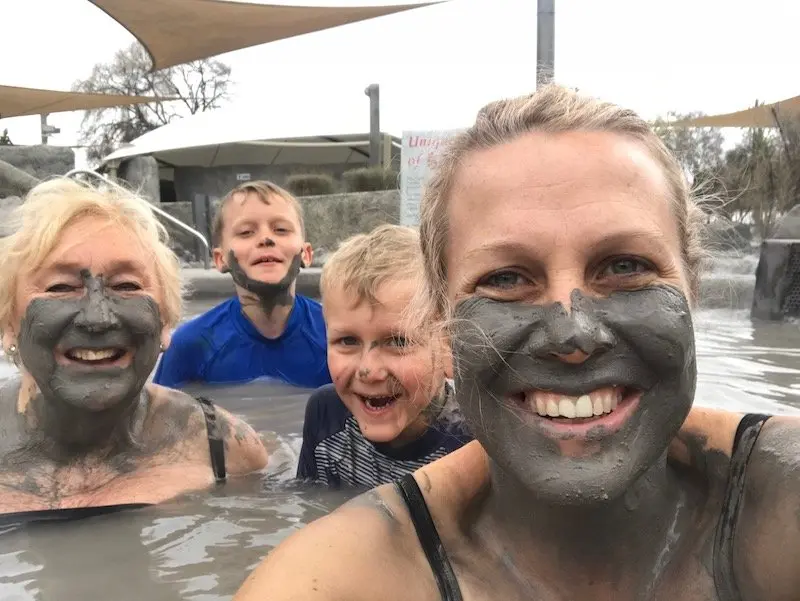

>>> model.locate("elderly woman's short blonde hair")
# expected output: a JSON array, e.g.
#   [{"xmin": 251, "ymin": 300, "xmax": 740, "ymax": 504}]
[{"xmin": 0, "ymin": 177, "xmax": 183, "ymax": 332}]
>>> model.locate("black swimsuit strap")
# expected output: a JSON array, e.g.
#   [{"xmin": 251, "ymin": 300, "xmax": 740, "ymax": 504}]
[
  {"xmin": 195, "ymin": 396, "xmax": 227, "ymax": 483},
  {"xmin": 0, "ymin": 503, "xmax": 151, "ymax": 527},
  {"xmin": 713, "ymin": 413, "xmax": 771, "ymax": 601},
  {"xmin": 396, "ymin": 474, "xmax": 463, "ymax": 601}
]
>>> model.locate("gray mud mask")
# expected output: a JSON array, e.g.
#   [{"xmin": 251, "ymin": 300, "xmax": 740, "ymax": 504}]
[
  {"xmin": 17, "ymin": 271, "xmax": 162, "ymax": 412},
  {"xmin": 451, "ymin": 285, "xmax": 696, "ymax": 505},
  {"xmin": 227, "ymin": 250, "xmax": 302, "ymax": 313}
]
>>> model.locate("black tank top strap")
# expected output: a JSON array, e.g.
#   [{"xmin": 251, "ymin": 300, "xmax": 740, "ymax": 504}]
[
  {"xmin": 713, "ymin": 412, "xmax": 771, "ymax": 601},
  {"xmin": 195, "ymin": 396, "xmax": 227, "ymax": 484},
  {"xmin": 396, "ymin": 474, "xmax": 463, "ymax": 601}
]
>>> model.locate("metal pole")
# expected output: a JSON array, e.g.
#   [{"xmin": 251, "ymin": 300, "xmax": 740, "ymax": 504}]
[
  {"xmin": 39, "ymin": 113, "xmax": 60, "ymax": 145},
  {"xmin": 364, "ymin": 84, "xmax": 381, "ymax": 167},
  {"xmin": 537, "ymin": 0, "xmax": 555, "ymax": 86}
]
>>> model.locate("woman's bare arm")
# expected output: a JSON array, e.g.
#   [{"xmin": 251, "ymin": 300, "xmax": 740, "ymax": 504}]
[
  {"xmin": 734, "ymin": 416, "xmax": 800, "ymax": 601},
  {"xmin": 234, "ymin": 488, "xmax": 435, "ymax": 601}
]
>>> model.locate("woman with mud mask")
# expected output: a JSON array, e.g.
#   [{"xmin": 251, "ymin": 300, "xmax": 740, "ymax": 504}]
[
  {"xmin": 235, "ymin": 86, "xmax": 800, "ymax": 601},
  {"xmin": 0, "ymin": 178, "xmax": 267, "ymax": 518}
]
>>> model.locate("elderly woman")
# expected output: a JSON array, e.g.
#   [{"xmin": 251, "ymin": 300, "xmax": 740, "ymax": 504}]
[
  {"xmin": 235, "ymin": 86, "xmax": 800, "ymax": 600},
  {"xmin": 0, "ymin": 177, "xmax": 267, "ymax": 516}
]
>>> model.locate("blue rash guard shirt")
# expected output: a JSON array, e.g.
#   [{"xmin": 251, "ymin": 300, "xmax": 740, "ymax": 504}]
[{"xmin": 153, "ymin": 295, "xmax": 332, "ymax": 389}]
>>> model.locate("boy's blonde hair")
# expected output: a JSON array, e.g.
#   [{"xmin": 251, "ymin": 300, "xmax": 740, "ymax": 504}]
[
  {"xmin": 321, "ymin": 224, "xmax": 422, "ymax": 306},
  {"xmin": 212, "ymin": 180, "xmax": 306, "ymax": 246},
  {"xmin": 0, "ymin": 177, "xmax": 183, "ymax": 332}
]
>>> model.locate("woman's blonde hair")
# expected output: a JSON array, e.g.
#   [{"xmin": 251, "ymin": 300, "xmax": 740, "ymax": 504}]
[
  {"xmin": 416, "ymin": 84, "xmax": 708, "ymax": 327},
  {"xmin": 0, "ymin": 177, "xmax": 183, "ymax": 332}
]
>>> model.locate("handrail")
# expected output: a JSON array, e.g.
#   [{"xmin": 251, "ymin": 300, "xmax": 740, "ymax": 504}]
[{"xmin": 64, "ymin": 168, "xmax": 211, "ymax": 268}]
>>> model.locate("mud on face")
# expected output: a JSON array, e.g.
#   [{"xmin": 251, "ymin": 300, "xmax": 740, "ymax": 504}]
[
  {"xmin": 18, "ymin": 270, "xmax": 162, "ymax": 412},
  {"xmin": 452, "ymin": 285, "xmax": 696, "ymax": 505}
]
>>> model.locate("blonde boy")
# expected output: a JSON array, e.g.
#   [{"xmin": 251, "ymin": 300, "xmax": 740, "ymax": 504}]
[{"xmin": 297, "ymin": 224, "xmax": 470, "ymax": 488}]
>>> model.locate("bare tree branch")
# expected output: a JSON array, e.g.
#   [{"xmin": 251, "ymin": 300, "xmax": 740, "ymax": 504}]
[{"xmin": 73, "ymin": 42, "xmax": 232, "ymax": 163}]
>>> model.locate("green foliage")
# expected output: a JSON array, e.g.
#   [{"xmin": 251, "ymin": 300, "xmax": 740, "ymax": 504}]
[
  {"xmin": 653, "ymin": 111, "xmax": 725, "ymax": 184},
  {"xmin": 342, "ymin": 167, "xmax": 399, "ymax": 192},
  {"xmin": 655, "ymin": 107, "xmax": 800, "ymax": 238},
  {"xmin": 285, "ymin": 173, "xmax": 337, "ymax": 197}
]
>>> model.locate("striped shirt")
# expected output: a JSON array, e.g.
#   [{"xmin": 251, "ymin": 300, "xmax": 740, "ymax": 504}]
[{"xmin": 296, "ymin": 382, "xmax": 471, "ymax": 488}]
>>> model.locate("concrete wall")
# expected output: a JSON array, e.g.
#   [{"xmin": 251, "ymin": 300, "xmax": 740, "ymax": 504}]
[
  {"xmin": 158, "ymin": 189, "xmax": 401, "ymax": 265},
  {"xmin": 118, "ymin": 156, "xmax": 160, "ymax": 204},
  {"xmin": 751, "ymin": 240, "xmax": 800, "ymax": 320},
  {"xmin": 174, "ymin": 163, "xmax": 354, "ymax": 202},
  {"xmin": 772, "ymin": 205, "xmax": 800, "ymax": 239}
]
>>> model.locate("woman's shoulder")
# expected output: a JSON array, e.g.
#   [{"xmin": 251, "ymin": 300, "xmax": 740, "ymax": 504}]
[
  {"xmin": 145, "ymin": 384, "xmax": 267, "ymax": 475},
  {"xmin": 733, "ymin": 415, "xmax": 800, "ymax": 601},
  {"xmin": 234, "ymin": 483, "xmax": 426, "ymax": 601},
  {"xmin": 234, "ymin": 443, "xmax": 490, "ymax": 601}
]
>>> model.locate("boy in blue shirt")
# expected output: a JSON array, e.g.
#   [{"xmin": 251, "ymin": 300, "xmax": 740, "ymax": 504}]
[
  {"xmin": 154, "ymin": 181, "xmax": 331, "ymax": 389},
  {"xmin": 297, "ymin": 225, "xmax": 471, "ymax": 488}
]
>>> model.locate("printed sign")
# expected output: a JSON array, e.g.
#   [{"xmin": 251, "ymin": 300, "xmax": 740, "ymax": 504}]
[
  {"xmin": 236, "ymin": 173, "xmax": 252, "ymax": 181},
  {"xmin": 399, "ymin": 129, "xmax": 462, "ymax": 227}
]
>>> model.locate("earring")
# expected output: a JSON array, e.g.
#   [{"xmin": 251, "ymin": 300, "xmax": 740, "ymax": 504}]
[
  {"xmin": 159, "ymin": 343, "xmax": 165, "ymax": 352},
  {"xmin": 7, "ymin": 344, "xmax": 17, "ymax": 355}
]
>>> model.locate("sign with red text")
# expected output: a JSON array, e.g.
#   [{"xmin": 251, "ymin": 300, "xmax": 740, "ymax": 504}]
[{"xmin": 400, "ymin": 129, "xmax": 462, "ymax": 227}]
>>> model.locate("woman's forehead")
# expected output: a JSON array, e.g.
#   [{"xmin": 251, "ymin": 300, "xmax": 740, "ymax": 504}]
[
  {"xmin": 38, "ymin": 218, "xmax": 153, "ymax": 277},
  {"xmin": 446, "ymin": 131, "xmax": 679, "ymax": 256}
]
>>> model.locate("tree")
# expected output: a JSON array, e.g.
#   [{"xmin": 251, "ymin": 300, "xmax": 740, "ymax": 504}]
[
  {"xmin": 73, "ymin": 42, "xmax": 232, "ymax": 162},
  {"xmin": 719, "ymin": 124, "xmax": 800, "ymax": 236},
  {"xmin": 653, "ymin": 111, "xmax": 725, "ymax": 187},
  {"xmin": 0, "ymin": 129, "xmax": 12, "ymax": 145}
]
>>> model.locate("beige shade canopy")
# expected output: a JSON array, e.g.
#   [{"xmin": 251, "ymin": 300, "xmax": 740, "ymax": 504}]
[
  {"xmin": 89, "ymin": 0, "xmax": 440, "ymax": 72},
  {"xmin": 0, "ymin": 84, "xmax": 167, "ymax": 119},
  {"xmin": 672, "ymin": 95, "xmax": 800, "ymax": 128}
]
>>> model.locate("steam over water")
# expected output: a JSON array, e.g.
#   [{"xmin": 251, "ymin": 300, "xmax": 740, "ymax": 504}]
[{"xmin": 1, "ymin": 255, "xmax": 798, "ymax": 600}]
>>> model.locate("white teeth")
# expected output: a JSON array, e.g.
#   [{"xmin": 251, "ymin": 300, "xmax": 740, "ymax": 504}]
[
  {"xmin": 70, "ymin": 348, "xmax": 117, "ymax": 361},
  {"xmin": 558, "ymin": 399, "xmax": 576, "ymax": 418},
  {"xmin": 575, "ymin": 395, "xmax": 593, "ymax": 418},
  {"xmin": 527, "ymin": 386, "xmax": 625, "ymax": 420}
]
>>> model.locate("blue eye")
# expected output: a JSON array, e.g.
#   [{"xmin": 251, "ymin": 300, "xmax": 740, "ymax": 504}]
[
  {"xmin": 480, "ymin": 271, "xmax": 526, "ymax": 290},
  {"xmin": 603, "ymin": 257, "xmax": 652, "ymax": 277}
]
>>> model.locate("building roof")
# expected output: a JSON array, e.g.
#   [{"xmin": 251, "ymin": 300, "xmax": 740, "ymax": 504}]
[{"xmin": 101, "ymin": 90, "xmax": 471, "ymax": 167}]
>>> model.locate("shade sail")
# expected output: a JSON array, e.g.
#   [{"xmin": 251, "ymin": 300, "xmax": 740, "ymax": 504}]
[
  {"xmin": 673, "ymin": 95, "xmax": 800, "ymax": 128},
  {"xmin": 89, "ymin": 0, "xmax": 441, "ymax": 72},
  {"xmin": 0, "ymin": 84, "xmax": 167, "ymax": 119}
]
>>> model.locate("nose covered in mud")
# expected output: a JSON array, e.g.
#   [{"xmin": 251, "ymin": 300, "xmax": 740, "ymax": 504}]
[
  {"xmin": 17, "ymin": 271, "xmax": 162, "ymax": 411},
  {"xmin": 451, "ymin": 285, "xmax": 696, "ymax": 505}
]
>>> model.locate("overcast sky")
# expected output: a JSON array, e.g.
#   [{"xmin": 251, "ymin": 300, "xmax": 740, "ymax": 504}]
[{"xmin": 2, "ymin": 0, "xmax": 799, "ymax": 155}]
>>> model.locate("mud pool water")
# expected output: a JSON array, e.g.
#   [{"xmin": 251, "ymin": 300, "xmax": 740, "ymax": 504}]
[{"xmin": 1, "ymin": 291, "xmax": 798, "ymax": 601}]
